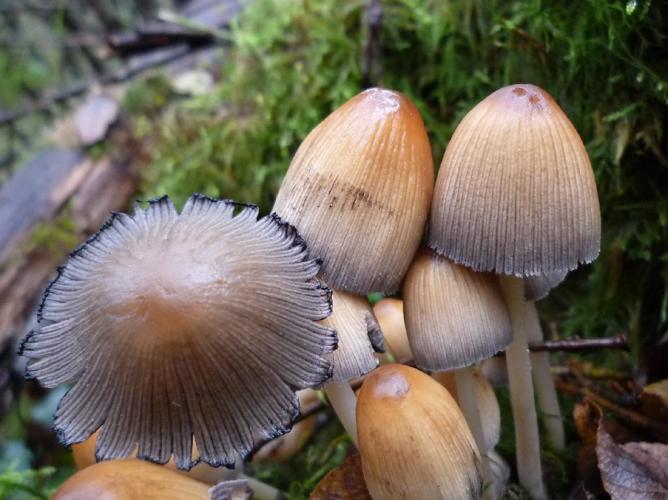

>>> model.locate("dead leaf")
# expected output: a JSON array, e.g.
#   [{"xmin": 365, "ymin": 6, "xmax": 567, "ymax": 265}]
[
  {"xmin": 574, "ymin": 399, "xmax": 603, "ymax": 480},
  {"xmin": 597, "ymin": 423, "xmax": 668, "ymax": 499},
  {"xmin": 640, "ymin": 380, "xmax": 668, "ymax": 422},
  {"xmin": 310, "ymin": 454, "xmax": 371, "ymax": 500}
]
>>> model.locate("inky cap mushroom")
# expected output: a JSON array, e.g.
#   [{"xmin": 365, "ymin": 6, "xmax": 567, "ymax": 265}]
[
  {"xmin": 524, "ymin": 270, "xmax": 568, "ymax": 301},
  {"xmin": 372, "ymin": 298, "xmax": 413, "ymax": 363},
  {"xmin": 403, "ymin": 249, "xmax": 511, "ymax": 371},
  {"xmin": 274, "ymin": 87, "xmax": 434, "ymax": 294},
  {"xmin": 429, "ymin": 83, "xmax": 600, "ymax": 277},
  {"xmin": 322, "ymin": 289, "xmax": 384, "ymax": 382},
  {"xmin": 20, "ymin": 195, "xmax": 336, "ymax": 469},
  {"xmin": 357, "ymin": 364, "xmax": 482, "ymax": 499}
]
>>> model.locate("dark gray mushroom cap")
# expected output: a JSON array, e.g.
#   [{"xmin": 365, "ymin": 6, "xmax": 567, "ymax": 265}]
[
  {"xmin": 20, "ymin": 194, "xmax": 336, "ymax": 469},
  {"xmin": 524, "ymin": 270, "xmax": 568, "ymax": 301}
]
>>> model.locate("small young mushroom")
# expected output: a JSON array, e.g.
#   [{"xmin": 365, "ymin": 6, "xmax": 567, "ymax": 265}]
[
  {"xmin": 428, "ymin": 84, "xmax": 601, "ymax": 498},
  {"xmin": 20, "ymin": 195, "xmax": 336, "ymax": 470},
  {"xmin": 52, "ymin": 459, "xmax": 212, "ymax": 499},
  {"xmin": 356, "ymin": 364, "xmax": 482, "ymax": 499},
  {"xmin": 403, "ymin": 248, "xmax": 511, "ymax": 486},
  {"xmin": 273, "ymin": 87, "xmax": 434, "ymax": 294},
  {"xmin": 372, "ymin": 298, "xmax": 413, "ymax": 363},
  {"xmin": 320, "ymin": 289, "xmax": 384, "ymax": 446}
]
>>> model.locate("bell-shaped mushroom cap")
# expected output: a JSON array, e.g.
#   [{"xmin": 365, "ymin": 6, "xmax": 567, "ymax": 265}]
[
  {"xmin": 273, "ymin": 88, "xmax": 434, "ymax": 294},
  {"xmin": 52, "ymin": 459, "xmax": 211, "ymax": 500},
  {"xmin": 356, "ymin": 364, "xmax": 482, "ymax": 500},
  {"xmin": 20, "ymin": 195, "xmax": 336, "ymax": 469},
  {"xmin": 403, "ymin": 249, "xmax": 512, "ymax": 371},
  {"xmin": 432, "ymin": 370, "xmax": 501, "ymax": 452},
  {"xmin": 429, "ymin": 83, "xmax": 601, "ymax": 277},
  {"xmin": 372, "ymin": 298, "xmax": 413, "ymax": 363},
  {"xmin": 322, "ymin": 289, "xmax": 383, "ymax": 382},
  {"xmin": 524, "ymin": 270, "xmax": 567, "ymax": 301}
]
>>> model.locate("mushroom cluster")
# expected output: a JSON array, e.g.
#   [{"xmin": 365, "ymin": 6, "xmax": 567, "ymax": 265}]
[{"xmin": 21, "ymin": 84, "xmax": 600, "ymax": 499}]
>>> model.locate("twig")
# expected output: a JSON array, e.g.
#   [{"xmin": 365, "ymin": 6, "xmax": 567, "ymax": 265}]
[{"xmin": 528, "ymin": 334, "xmax": 629, "ymax": 352}]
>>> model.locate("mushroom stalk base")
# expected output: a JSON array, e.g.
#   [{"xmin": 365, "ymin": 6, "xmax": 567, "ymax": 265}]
[
  {"xmin": 527, "ymin": 301, "xmax": 565, "ymax": 449},
  {"xmin": 324, "ymin": 381, "xmax": 359, "ymax": 447},
  {"xmin": 453, "ymin": 367, "xmax": 493, "ymax": 497},
  {"xmin": 499, "ymin": 276, "xmax": 547, "ymax": 500}
]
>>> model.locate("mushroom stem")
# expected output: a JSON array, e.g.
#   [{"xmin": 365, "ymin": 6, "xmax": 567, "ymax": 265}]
[
  {"xmin": 324, "ymin": 381, "xmax": 359, "ymax": 447},
  {"xmin": 527, "ymin": 301, "xmax": 565, "ymax": 449},
  {"xmin": 453, "ymin": 367, "xmax": 493, "ymax": 496},
  {"xmin": 498, "ymin": 276, "xmax": 547, "ymax": 500},
  {"xmin": 238, "ymin": 474, "xmax": 284, "ymax": 500}
]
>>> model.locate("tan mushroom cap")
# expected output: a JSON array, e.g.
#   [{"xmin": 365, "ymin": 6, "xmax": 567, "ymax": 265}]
[
  {"xmin": 403, "ymin": 249, "xmax": 512, "ymax": 371},
  {"xmin": 429, "ymin": 83, "xmax": 600, "ymax": 277},
  {"xmin": 21, "ymin": 195, "xmax": 336, "ymax": 469},
  {"xmin": 433, "ymin": 370, "xmax": 501, "ymax": 452},
  {"xmin": 357, "ymin": 364, "xmax": 482, "ymax": 500},
  {"xmin": 274, "ymin": 87, "xmax": 434, "ymax": 294},
  {"xmin": 372, "ymin": 298, "xmax": 413, "ymax": 363},
  {"xmin": 52, "ymin": 459, "xmax": 211, "ymax": 500},
  {"xmin": 321, "ymin": 289, "xmax": 383, "ymax": 382}
]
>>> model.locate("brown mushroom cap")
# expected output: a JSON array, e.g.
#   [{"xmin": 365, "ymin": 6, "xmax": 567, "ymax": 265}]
[
  {"xmin": 429, "ymin": 84, "xmax": 600, "ymax": 277},
  {"xmin": 356, "ymin": 364, "xmax": 482, "ymax": 499},
  {"xmin": 322, "ymin": 289, "xmax": 383, "ymax": 382},
  {"xmin": 403, "ymin": 249, "xmax": 511, "ymax": 370},
  {"xmin": 274, "ymin": 88, "xmax": 434, "ymax": 294},
  {"xmin": 20, "ymin": 195, "xmax": 336, "ymax": 469},
  {"xmin": 52, "ymin": 459, "xmax": 211, "ymax": 500}
]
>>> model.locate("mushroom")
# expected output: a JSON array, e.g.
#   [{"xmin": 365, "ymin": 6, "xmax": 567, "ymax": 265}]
[
  {"xmin": 20, "ymin": 195, "xmax": 336, "ymax": 470},
  {"xmin": 433, "ymin": 370, "xmax": 509, "ymax": 499},
  {"xmin": 372, "ymin": 298, "xmax": 413, "ymax": 364},
  {"xmin": 356, "ymin": 364, "xmax": 482, "ymax": 499},
  {"xmin": 524, "ymin": 272, "xmax": 568, "ymax": 450},
  {"xmin": 52, "ymin": 459, "xmax": 212, "ymax": 499},
  {"xmin": 428, "ymin": 84, "xmax": 601, "ymax": 498},
  {"xmin": 320, "ymin": 289, "xmax": 384, "ymax": 446},
  {"xmin": 403, "ymin": 248, "xmax": 511, "ymax": 486},
  {"xmin": 273, "ymin": 87, "xmax": 434, "ymax": 295}
]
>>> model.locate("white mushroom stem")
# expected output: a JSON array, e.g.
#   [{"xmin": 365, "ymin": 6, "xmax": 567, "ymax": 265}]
[
  {"xmin": 499, "ymin": 276, "xmax": 547, "ymax": 500},
  {"xmin": 527, "ymin": 301, "xmax": 565, "ymax": 449},
  {"xmin": 239, "ymin": 474, "xmax": 284, "ymax": 500},
  {"xmin": 453, "ymin": 367, "xmax": 493, "ymax": 495},
  {"xmin": 324, "ymin": 381, "xmax": 359, "ymax": 447}
]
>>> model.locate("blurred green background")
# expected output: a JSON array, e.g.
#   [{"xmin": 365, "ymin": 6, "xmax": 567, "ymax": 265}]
[{"xmin": 0, "ymin": 0, "xmax": 666, "ymax": 497}]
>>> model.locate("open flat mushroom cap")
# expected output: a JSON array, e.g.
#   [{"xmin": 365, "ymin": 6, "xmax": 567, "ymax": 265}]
[
  {"xmin": 52, "ymin": 459, "xmax": 211, "ymax": 500},
  {"xmin": 524, "ymin": 270, "xmax": 568, "ymax": 301},
  {"xmin": 273, "ymin": 87, "xmax": 434, "ymax": 294},
  {"xmin": 372, "ymin": 298, "xmax": 413, "ymax": 363},
  {"xmin": 20, "ymin": 195, "xmax": 336, "ymax": 469},
  {"xmin": 429, "ymin": 83, "xmax": 601, "ymax": 277},
  {"xmin": 403, "ymin": 248, "xmax": 512, "ymax": 370},
  {"xmin": 356, "ymin": 364, "xmax": 482, "ymax": 500},
  {"xmin": 322, "ymin": 289, "xmax": 383, "ymax": 382}
]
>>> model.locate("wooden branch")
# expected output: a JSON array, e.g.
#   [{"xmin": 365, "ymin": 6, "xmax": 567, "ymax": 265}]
[{"xmin": 528, "ymin": 335, "xmax": 629, "ymax": 353}]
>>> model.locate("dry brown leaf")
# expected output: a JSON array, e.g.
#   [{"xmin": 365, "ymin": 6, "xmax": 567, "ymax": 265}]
[
  {"xmin": 597, "ymin": 423, "xmax": 668, "ymax": 499},
  {"xmin": 310, "ymin": 454, "xmax": 371, "ymax": 500},
  {"xmin": 574, "ymin": 399, "xmax": 602, "ymax": 479},
  {"xmin": 640, "ymin": 380, "xmax": 668, "ymax": 422}
]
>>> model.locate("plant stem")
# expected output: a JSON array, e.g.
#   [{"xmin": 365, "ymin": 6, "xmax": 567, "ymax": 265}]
[
  {"xmin": 527, "ymin": 301, "xmax": 565, "ymax": 449},
  {"xmin": 499, "ymin": 276, "xmax": 546, "ymax": 500},
  {"xmin": 454, "ymin": 367, "xmax": 493, "ymax": 497},
  {"xmin": 324, "ymin": 381, "xmax": 359, "ymax": 447}
]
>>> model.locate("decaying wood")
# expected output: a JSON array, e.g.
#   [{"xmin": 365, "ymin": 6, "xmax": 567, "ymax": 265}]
[{"xmin": 0, "ymin": 152, "xmax": 137, "ymax": 347}]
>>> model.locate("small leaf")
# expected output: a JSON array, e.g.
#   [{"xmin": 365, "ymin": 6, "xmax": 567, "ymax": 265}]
[
  {"xmin": 310, "ymin": 454, "xmax": 371, "ymax": 500},
  {"xmin": 596, "ymin": 423, "xmax": 668, "ymax": 499}
]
